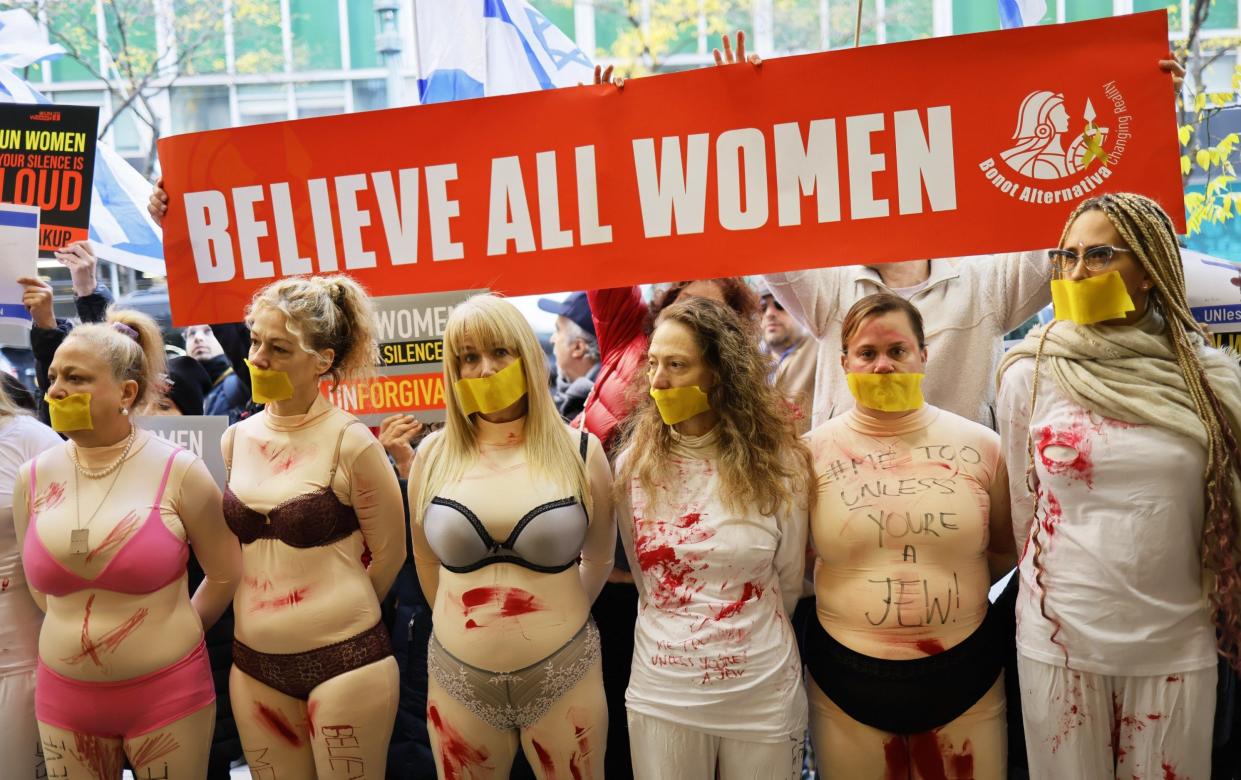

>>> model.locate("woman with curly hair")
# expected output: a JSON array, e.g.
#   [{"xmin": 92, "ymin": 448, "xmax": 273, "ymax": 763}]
[
  {"xmin": 615, "ymin": 295, "xmax": 811, "ymax": 780},
  {"xmin": 222, "ymin": 275, "xmax": 405, "ymax": 776},
  {"xmin": 997, "ymin": 192, "xmax": 1241, "ymax": 779},
  {"xmin": 805, "ymin": 292, "xmax": 1015, "ymax": 779}
]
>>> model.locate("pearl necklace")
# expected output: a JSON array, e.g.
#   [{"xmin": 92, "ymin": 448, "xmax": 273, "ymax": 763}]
[{"xmin": 67, "ymin": 425, "xmax": 136, "ymax": 479}]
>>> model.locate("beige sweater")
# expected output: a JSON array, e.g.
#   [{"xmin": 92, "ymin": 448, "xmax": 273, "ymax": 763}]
[{"xmin": 764, "ymin": 251, "xmax": 1050, "ymax": 429}]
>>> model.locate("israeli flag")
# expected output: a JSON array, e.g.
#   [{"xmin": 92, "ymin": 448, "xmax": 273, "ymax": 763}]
[
  {"xmin": 0, "ymin": 9, "xmax": 64, "ymax": 69},
  {"xmin": 998, "ymin": 0, "xmax": 1048, "ymax": 28},
  {"xmin": 415, "ymin": 0, "xmax": 595, "ymax": 104},
  {"xmin": 0, "ymin": 67, "xmax": 165, "ymax": 275}
]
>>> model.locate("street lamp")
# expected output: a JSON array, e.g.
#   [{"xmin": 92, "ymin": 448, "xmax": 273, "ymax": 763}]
[{"xmin": 374, "ymin": 0, "xmax": 403, "ymax": 107}]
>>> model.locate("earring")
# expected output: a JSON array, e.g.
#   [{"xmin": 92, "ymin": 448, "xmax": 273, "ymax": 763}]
[
  {"xmin": 1141, "ymin": 282, "xmax": 1152, "ymax": 290},
  {"xmin": 121, "ymin": 407, "xmax": 129, "ymax": 416}
]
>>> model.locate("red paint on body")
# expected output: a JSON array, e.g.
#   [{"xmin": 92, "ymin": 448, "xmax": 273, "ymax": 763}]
[
  {"xmin": 85, "ymin": 511, "xmax": 141, "ymax": 563},
  {"xmin": 34, "ymin": 481, "xmax": 66, "ymax": 512},
  {"xmin": 1, "ymin": 577, "xmax": 8, "ymax": 592},
  {"xmin": 713, "ymin": 582, "xmax": 763, "ymax": 621},
  {"xmin": 255, "ymin": 702, "xmax": 303, "ymax": 747},
  {"xmin": 1166, "ymin": 675, "xmax": 1182, "ymax": 683},
  {"xmin": 916, "ymin": 638, "xmax": 946, "ymax": 655},
  {"xmin": 73, "ymin": 733, "xmax": 124, "ymax": 780},
  {"xmin": 465, "ymin": 619, "xmax": 480, "ymax": 629},
  {"xmin": 948, "ymin": 739, "xmax": 975, "ymax": 778},
  {"xmin": 250, "ymin": 587, "xmax": 310, "ymax": 613},
  {"xmin": 256, "ymin": 441, "xmax": 304, "ymax": 474},
  {"xmin": 129, "ymin": 733, "xmax": 180, "ymax": 768},
  {"xmin": 500, "ymin": 589, "xmax": 541, "ymax": 617},
  {"xmin": 63, "ymin": 594, "xmax": 149, "ymax": 667},
  {"xmin": 883, "ymin": 736, "xmax": 910, "ymax": 780},
  {"xmin": 532, "ymin": 740, "xmax": 556, "ymax": 778},
  {"xmin": 460, "ymin": 587, "xmax": 545, "ymax": 620},
  {"xmin": 306, "ymin": 701, "xmax": 319, "ymax": 736},
  {"xmin": 907, "ymin": 732, "xmax": 949, "ymax": 780},
  {"xmin": 429, "ymin": 705, "xmax": 493, "ymax": 780}
]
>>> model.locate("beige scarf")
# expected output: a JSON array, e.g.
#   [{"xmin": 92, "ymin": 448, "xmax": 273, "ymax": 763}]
[{"xmin": 998, "ymin": 307, "xmax": 1241, "ymax": 539}]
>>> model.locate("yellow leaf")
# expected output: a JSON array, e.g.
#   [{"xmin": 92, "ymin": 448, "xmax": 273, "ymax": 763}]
[
  {"xmin": 1179, "ymin": 124, "xmax": 1193, "ymax": 145},
  {"xmin": 1211, "ymin": 92, "xmax": 1231, "ymax": 108},
  {"xmin": 1196, "ymin": 92, "xmax": 1207, "ymax": 112},
  {"xmin": 1197, "ymin": 149, "xmax": 1212, "ymax": 171},
  {"xmin": 1182, "ymin": 154, "xmax": 1192, "ymax": 175}
]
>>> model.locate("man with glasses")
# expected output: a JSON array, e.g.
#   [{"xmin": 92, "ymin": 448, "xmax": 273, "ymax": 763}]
[{"xmin": 184, "ymin": 324, "xmax": 248, "ymax": 422}]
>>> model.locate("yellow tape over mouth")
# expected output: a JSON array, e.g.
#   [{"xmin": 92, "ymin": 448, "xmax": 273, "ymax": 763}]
[
  {"xmin": 1051, "ymin": 271, "xmax": 1136, "ymax": 325},
  {"xmin": 846, "ymin": 372, "xmax": 925, "ymax": 413},
  {"xmin": 649, "ymin": 385, "xmax": 711, "ymax": 426},
  {"xmin": 454, "ymin": 358, "xmax": 528, "ymax": 416}
]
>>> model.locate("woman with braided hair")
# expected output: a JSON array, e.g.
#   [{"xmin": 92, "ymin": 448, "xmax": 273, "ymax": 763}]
[{"xmin": 997, "ymin": 192, "xmax": 1241, "ymax": 779}]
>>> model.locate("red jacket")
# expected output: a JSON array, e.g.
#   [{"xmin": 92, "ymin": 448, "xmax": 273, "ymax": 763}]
[{"xmin": 573, "ymin": 286, "xmax": 649, "ymax": 454}]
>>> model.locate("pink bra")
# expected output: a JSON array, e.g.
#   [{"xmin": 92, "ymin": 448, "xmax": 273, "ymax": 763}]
[{"xmin": 23, "ymin": 448, "xmax": 190, "ymax": 597}]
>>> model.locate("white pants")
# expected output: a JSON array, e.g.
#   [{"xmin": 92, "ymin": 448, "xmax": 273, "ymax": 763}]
[
  {"xmin": 627, "ymin": 711, "xmax": 803, "ymax": 780},
  {"xmin": 1018, "ymin": 655, "xmax": 1216, "ymax": 779},
  {"xmin": 0, "ymin": 668, "xmax": 40, "ymax": 778}
]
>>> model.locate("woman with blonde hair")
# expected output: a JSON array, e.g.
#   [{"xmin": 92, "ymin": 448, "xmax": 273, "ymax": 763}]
[
  {"xmin": 997, "ymin": 192, "xmax": 1241, "ymax": 778},
  {"xmin": 12, "ymin": 308, "xmax": 240, "ymax": 779},
  {"xmin": 0, "ymin": 376, "xmax": 62, "ymax": 777},
  {"xmin": 615, "ymin": 295, "xmax": 811, "ymax": 780},
  {"xmin": 409, "ymin": 293, "xmax": 614, "ymax": 780},
  {"xmin": 221, "ymin": 274, "xmax": 406, "ymax": 776}
]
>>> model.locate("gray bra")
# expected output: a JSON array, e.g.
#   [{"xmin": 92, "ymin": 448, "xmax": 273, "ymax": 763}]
[{"xmin": 424, "ymin": 431, "xmax": 589, "ymax": 574}]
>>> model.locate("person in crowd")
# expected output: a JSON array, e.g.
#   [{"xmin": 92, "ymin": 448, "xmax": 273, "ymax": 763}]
[
  {"xmin": 184, "ymin": 325, "xmax": 249, "ymax": 421},
  {"xmin": 2, "ymin": 373, "xmax": 37, "ymax": 412},
  {"xmin": 408, "ymin": 294, "xmax": 614, "ymax": 780},
  {"xmin": 615, "ymin": 295, "xmax": 810, "ymax": 779},
  {"xmin": 805, "ymin": 293, "xmax": 1016, "ymax": 778},
  {"xmin": 18, "ymin": 240, "xmax": 113, "ymax": 424},
  {"xmin": 145, "ymin": 355, "xmax": 213, "ymax": 417},
  {"xmin": 379, "ymin": 413, "xmax": 430, "ymax": 480},
  {"xmin": 10, "ymin": 309, "xmax": 240, "ymax": 778},
  {"xmin": 758, "ymin": 282, "xmax": 817, "ymax": 435},
  {"xmin": 540, "ymin": 292, "xmax": 601, "ymax": 422},
  {"xmin": 711, "ymin": 32, "xmax": 1184, "ymax": 431},
  {"xmin": 996, "ymin": 192, "xmax": 1241, "ymax": 779},
  {"xmin": 0, "ymin": 380, "xmax": 63, "ymax": 777},
  {"xmin": 572, "ymin": 274, "xmax": 759, "ymax": 778},
  {"xmin": 221, "ymin": 275, "xmax": 405, "ymax": 776}
]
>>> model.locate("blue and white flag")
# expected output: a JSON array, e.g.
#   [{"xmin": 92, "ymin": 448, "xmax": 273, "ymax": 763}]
[
  {"xmin": 0, "ymin": 66, "xmax": 164, "ymax": 275},
  {"xmin": 0, "ymin": 9, "xmax": 64, "ymax": 69},
  {"xmin": 415, "ymin": 0, "xmax": 595, "ymax": 104},
  {"xmin": 998, "ymin": 0, "xmax": 1048, "ymax": 28}
]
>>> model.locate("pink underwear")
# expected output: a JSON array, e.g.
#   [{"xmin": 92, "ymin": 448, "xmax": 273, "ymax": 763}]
[{"xmin": 36, "ymin": 639, "xmax": 214, "ymax": 738}]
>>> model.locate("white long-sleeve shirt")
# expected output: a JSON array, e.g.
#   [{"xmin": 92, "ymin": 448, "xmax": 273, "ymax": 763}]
[
  {"xmin": 764, "ymin": 252, "xmax": 1050, "ymax": 429},
  {"xmin": 616, "ymin": 427, "xmax": 808, "ymax": 742},
  {"xmin": 997, "ymin": 357, "xmax": 1216, "ymax": 676},
  {"xmin": 0, "ymin": 414, "xmax": 62, "ymax": 676}
]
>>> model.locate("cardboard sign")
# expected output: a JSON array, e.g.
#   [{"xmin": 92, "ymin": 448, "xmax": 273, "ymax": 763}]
[
  {"xmin": 320, "ymin": 289, "xmax": 481, "ymax": 425},
  {"xmin": 1184, "ymin": 250, "xmax": 1241, "ymax": 333},
  {"xmin": 0, "ymin": 202, "xmax": 39, "ymax": 347},
  {"xmin": 138, "ymin": 415, "xmax": 230, "ymax": 488},
  {"xmin": 0, "ymin": 102, "xmax": 98, "ymax": 256},
  {"xmin": 158, "ymin": 12, "xmax": 1182, "ymax": 327}
]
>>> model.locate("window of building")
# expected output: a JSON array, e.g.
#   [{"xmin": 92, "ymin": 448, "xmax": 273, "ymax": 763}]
[
  {"xmin": 773, "ymin": 0, "xmax": 823, "ymax": 53},
  {"xmin": 177, "ymin": 0, "xmax": 229, "ymax": 76},
  {"xmin": 352, "ymin": 79, "xmax": 388, "ymax": 112},
  {"xmin": 1204, "ymin": 0, "xmax": 1239, "ymax": 30},
  {"xmin": 171, "ymin": 85, "xmax": 231, "ymax": 133},
  {"xmin": 238, "ymin": 83, "xmax": 289, "ymax": 125},
  {"xmin": 234, "ymin": 4, "xmax": 285, "ymax": 75},
  {"xmin": 348, "ymin": 0, "xmax": 380, "ymax": 69},
  {"xmin": 885, "ymin": 0, "xmax": 933, "ymax": 43},
  {"xmin": 1065, "ymin": 0, "xmax": 1114, "ymax": 23},
  {"xmin": 48, "ymin": 0, "xmax": 100, "ymax": 82},
  {"xmin": 291, "ymin": 0, "xmax": 344, "ymax": 71},
  {"xmin": 295, "ymin": 81, "xmax": 346, "ymax": 118}
]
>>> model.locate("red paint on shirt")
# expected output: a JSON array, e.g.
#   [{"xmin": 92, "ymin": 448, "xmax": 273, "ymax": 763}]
[
  {"xmin": 907, "ymin": 731, "xmax": 949, "ymax": 780},
  {"xmin": 250, "ymin": 587, "xmax": 310, "ymax": 613},
  {"xmin": 255, "ymin": 702, "xmax": 303, "ymax": 746},
  {"xmin": 428, "ymin": 705, "xmax": 492, "ymax": 780},
  {"xmin": 1037, "ymin": 419, "xmax": 1094, "ymax": 488},
  {"xmin": 1147, "ymin": 713, "xmax": 1164, "ymax": 721},
  {"xmin": 883, "ymin": 736, "xmax": 910, "ymax": 780},
  {"xmin": 1163, "ymin": 760, "xmax": 1184, "ymax": 779},
  {"xmin": 713, "ymin": 582, "xmax": 763, "ymax": 622},
  {"xmin": 1166, "ymin": 675, "xmax": 1182, "ymax": 683}
]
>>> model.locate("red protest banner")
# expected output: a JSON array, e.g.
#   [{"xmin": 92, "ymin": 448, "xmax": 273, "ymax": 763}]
[{"xmin": 158, "ymin": 11, "xmax": 1182, "ymax": 326}]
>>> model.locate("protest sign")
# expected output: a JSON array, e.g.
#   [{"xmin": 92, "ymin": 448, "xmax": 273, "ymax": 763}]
[
  {"xmin": 138, "ymin": 415, "xmax": 229, "ymax": 488},
  {"xmin": 0, "ymin": 202, "xmax": 39, "ymax": 347},
  {"xmin": 0, "ymin": 103, "xmax": 98, "ymax": 256},
  {"xmin": 158, "ymin": 12, "xmax": 1182, "ymax": 327},
  {"xmin": 1184, "ymin": 250, "xmax": 1241, "ymax": 333},
  {"xmin": 320, "ymin": 289, "xmax": 481, "ymax": 425}
]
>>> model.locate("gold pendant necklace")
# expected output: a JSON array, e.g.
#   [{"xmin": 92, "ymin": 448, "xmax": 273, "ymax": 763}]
[{"xmin": 70, "ymin": 426, "xmax": 136, "ymax": 556}]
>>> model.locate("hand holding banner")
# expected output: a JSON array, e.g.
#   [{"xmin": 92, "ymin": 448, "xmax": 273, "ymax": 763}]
[{"xmin": 158, "ymin": 12, "xmax": 1182, "ymax": 327}]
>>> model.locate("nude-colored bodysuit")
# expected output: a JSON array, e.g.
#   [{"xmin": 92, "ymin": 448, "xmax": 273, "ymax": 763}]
[
  {"xmin": 224, "ymin": 396, "xmax": 405, "ymax": 779},
  {"xmin": 411, "ymin": 416, "xmax": 615, "ymax": 780},
  {"xmin": 12, "ymin": 428, "xmax": 239, "ymax": 780},
  {"xmin": 808, "ymin": 404, "xmax": 1009, "ymax": 780}
]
